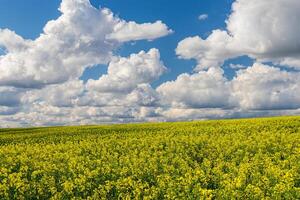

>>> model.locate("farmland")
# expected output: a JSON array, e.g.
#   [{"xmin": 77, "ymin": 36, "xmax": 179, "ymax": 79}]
[{"xmin": 0, "ymin": 116, "xmax": 299, "ymax": 199}]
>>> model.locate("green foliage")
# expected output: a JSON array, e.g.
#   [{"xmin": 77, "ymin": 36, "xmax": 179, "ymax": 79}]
[{"xmin": 0, "ymin": 116, "xmax": 299, "ymax": 199}]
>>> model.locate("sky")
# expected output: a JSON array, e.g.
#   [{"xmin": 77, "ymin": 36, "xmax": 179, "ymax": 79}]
[
  {"xmin": 0, "ymin": 0, "xmax": 239, "ymax": 84},
  {"xmin": 0, "ymin": 0, "xmax": 299, "ymax": 127}
]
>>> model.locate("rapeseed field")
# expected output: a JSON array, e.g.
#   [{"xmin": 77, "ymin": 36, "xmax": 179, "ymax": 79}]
[{"xmin": 0, "ymin": 116, "xmax": 299, "ymax": 199}]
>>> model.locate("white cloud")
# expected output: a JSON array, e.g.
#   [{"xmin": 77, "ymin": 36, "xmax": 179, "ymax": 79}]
[
  {"xmin": 176, "ymin": 30, "xmax": 238, "ymax": 70},
  {"xmin": 126, "ymin": 84, "xmax": 160, "ymax": 107},
  {"xmin": 0, "ymin": 0, "xmax": 171, "ymax": 89},
  {"xmin": 232, "ymin": 63, "xmax": 300, "ymax": 110},
  {"xmin": 107, "ymin": 21, "xmax": 173, "ymax": 42},
  {"xmin": 198, "ymin": 14, "xmax": 208, "ymax": 21},
  {"xmin": 0, "ymin": 29, "xmax": 31, "ymax": 53},
  {"xmin": 177, "ymin": 0, "xmax": 300, "ymax": 70},
  {"xmin": 0, "ymin": 0, "xmax": 173, "ymax": 126},
  {"xmin": 156, "ymin": 62, "xmax": 300, "ymax": 120},
  {"xmin": 162, "ymin": 0, "xmax": 300, "ymax": 122},
  {"xmin": 12, "ymin": 48, "xmax": 166, "ymax": 126},
  {"xmin": 87, "ymin": 48, "xmax": 166, "ymax": 93},
  {"xmin": 157, "ymin": 67, "xmax": 234, "ymax": 108},
  {"xmin": 23, "ymin": 80, "xmax": 85, "ymax": 108}
]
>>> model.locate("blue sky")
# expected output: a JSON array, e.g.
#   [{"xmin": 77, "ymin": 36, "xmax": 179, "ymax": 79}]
[{"xmin": 0, "ymin": 0, "xmax": 245, "ymax": 86}]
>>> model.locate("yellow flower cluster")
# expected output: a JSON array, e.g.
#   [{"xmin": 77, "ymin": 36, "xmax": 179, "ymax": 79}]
[{"xmin": 0, "ymin": 116, "xmax": 299, "ymax": 199}]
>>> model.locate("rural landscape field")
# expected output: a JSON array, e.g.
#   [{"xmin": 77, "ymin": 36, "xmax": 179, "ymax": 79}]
[
  {"xmin": 0, "ymin": 116, "xmax": 299, "ymax": 199},
  {"xmin": 1, "ymin": 0, "xmax": 300, "ymax": 199}
]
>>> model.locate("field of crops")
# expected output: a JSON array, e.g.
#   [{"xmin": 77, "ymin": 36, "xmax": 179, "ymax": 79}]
[{"xmin": 0, "ymin": 116, "xmax": 299, "ymax": 199}]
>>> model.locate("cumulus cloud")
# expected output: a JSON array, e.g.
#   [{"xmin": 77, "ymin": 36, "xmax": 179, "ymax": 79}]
[
  {"xmin": 176, "ymin": 31, "xmax": 238, "ymax": 70},
  {"xmin": 79, "ymin": 49, "xmax": 165, "ymax": 109},
  {"xmin": 87, "ymin": 48, "xmax": 166, "ymax": 93},
  {"xmin": 0, "ymin": 0, "xmax": 171, "ymax": 89},
  {"xmin": 13, "ymin": 48, "xmax": 166, "ymax": 126},
  {"xmin": 165, "ymin": 0, "xmax": 300, "ymax": 121},
  {"xmin": 23, "ymin": 80, "xmax": 85, "ymax": 108},
  {"xmin": 107, "ymin": 21, "xmax": 173, "ymax": 42},
  {"xmin": 157, "ymin": 67, "xmax": 234, "ymax": 108},
  {"xmin": 0, "ymin": 0, "xmax": 173, "ymax": 126},
  {"xmin": 177, "ymin": 0, "xmax": 300, "ymax": 70},
  {"xmin": 0, "ymin": 29, "xmax": 30, "ymax": 53},
  {"xmin": 232, "ymin": 63, "xmax": 300, "ymax": 110},
  {"xmin": 126, "ymin": 84, "xmax": 160, "ymax": 107},
  {"xmin": 157, "ymin": 62, "xmax": 300, "ymax": 119}
]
